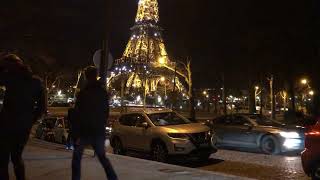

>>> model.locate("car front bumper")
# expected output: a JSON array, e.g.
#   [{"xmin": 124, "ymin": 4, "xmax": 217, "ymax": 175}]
[
  {"xmin": 167, "ymin": 138, "xmax": 217, "ymax": 156},
  {"xmin": 281, "ymin": 138, "xmax": 304, "ymax": 152}
]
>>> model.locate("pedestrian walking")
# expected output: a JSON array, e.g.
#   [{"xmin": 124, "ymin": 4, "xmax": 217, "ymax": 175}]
[
  {"xmin": 71, "ymin": 66, "xmax": 117, "ymax": 180},
  {"xmin": 0, "ymin": 54, "xmax": 46, "ymax": 180}
]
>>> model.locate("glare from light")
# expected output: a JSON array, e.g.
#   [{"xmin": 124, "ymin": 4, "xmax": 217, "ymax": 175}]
[
  {"xmin": 136, "ymin": 95, "xmax": 141, "ymax": 102},
  {"xmin": 280, "ymin": 132, "xmax": 300, "ymax": 139},
  {"xmin": 158, "ymin": 57, "xmax": 166, "ymax": 65},
  {"xmin": 160, "ymin": 77, "xmax": 165, "ymax": 82},
  {"xmin": 301, "ymin": 79, "xmax": 308, "ymax": 85},
  {"xmin": 57, "ymin": 90, "xmax": 62, "ymax": 97},
  {"xmin": 283, "ymin": 139, "xmax": 302, "ymax": 149},
  {"xmin": 309, "ymin": 90, "xmax": 314, "ymax": 96}
]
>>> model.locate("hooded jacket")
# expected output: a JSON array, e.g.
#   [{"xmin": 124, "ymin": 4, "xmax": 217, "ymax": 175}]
[
  {"xmin": 0, "ymin": 63, "xmax": 45, "ymax": 137},
  {"xmin": 74, "ymin": 80, "xmax": 109, "ymax": 138}
]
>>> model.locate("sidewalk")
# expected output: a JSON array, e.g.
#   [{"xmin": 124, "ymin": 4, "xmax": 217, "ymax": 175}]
[{"xmin": 8, "ymin": 139, "xmax": 253, "ymax": 180}]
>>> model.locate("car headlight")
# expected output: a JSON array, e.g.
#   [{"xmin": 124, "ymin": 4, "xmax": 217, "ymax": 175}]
[
  {"xmin": 168, "ymin": 133, "xmax": 189, "ymax": 140},
  {"xmin": 279, "ymin": 131, "xmax": 300, "ymax": 138}
]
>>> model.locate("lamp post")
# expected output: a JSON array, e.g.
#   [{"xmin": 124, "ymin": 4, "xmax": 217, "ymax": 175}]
[
  {"xmin": 300, "ymin": 78, "xmax": 314, "ymax": 114},
  {"xmin": 254, "ymin": 86, "xmax": 261, "ymax": 113}
]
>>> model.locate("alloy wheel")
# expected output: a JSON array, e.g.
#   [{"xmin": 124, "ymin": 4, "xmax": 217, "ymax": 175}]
[{"xmin": 152, "ymin": 144, "xmax": 167, "ymax": 162}]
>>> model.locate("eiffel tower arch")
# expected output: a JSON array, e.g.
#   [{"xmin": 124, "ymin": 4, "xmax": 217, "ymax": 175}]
[{"xmin": 109, "ymin": 0, "xmax": 187, "ymax": 107}]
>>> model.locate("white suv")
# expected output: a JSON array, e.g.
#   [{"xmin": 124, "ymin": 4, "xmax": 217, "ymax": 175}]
[{"xmin": 110, "ymin": 109, "xmax": 217, "ymax": 162}]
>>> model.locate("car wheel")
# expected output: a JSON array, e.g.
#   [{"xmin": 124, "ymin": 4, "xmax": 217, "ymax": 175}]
[
  {"xmin": 113, "ymin": 138, "xmax": 126, "ymax": 155},
  {"xmin": 152, "ymin": 142, "xmax": 168, "ymax": 163},
  {"xmin": 199, "ymin": 153, "xmax": 211, "ymax": 162},
  {"xmin": 261, "ymin": 135, "xmax": 280, "ymax": 155},
  {"xmin": 312, "ymin": 162, "xmax": 320, "ymax": 180}
]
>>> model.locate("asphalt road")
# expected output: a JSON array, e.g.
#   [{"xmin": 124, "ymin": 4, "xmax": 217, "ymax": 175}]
[{"xmin": 195, "ymin": 149, "xmax": 307, "ymax": 180}]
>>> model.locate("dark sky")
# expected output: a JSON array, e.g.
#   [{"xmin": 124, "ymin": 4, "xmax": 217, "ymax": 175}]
[{"xmin": 0, "ymin": 0, "xmax": 319, "ymax": 89}]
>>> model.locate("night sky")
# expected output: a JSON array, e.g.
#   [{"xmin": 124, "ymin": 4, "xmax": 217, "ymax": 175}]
[{"xmin": 0, "ymin": 0, "xmax": 319, "ymax": 89}]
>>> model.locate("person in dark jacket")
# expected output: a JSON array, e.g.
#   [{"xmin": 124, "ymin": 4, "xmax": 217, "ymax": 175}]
[
  {"xmin": 0, "ymin": 54, "xmax": 46, "ymax": 180},
  {"xmin": 72, "ymin": 66, "xmax": 117, "ymax": 180}
]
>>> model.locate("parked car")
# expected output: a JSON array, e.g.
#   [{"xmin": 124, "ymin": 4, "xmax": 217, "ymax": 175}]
[
  {"xmin": 302, "ymin": 120, "xmax": 320, "ymax": 179},
  {"xmin": 52, "ymin": 116, "xmax": 69, "ymax": 144},
  {"xmin": 207, "ymin": 114, "xmax": 305, "ymax": 154},
  {"xmin": 110, "ymin": 108, "xmax": 217, "ymax": 162},
  {"xmin": 35, "ymin": 117, "xmax": 58, "ymax": 142}
]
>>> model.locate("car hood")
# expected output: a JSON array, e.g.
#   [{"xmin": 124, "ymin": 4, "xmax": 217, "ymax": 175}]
[{"xmin": 159, "ymin": 123, "xmax": 210, "ymax": 134}]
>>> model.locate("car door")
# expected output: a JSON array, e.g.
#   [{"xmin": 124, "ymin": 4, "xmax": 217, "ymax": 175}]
[
  {"xmin": 131, "ymin": 114, "xmax": 151, "ymax": 151},
  {"xmin": 212, "ymin": 115, "xmax": 233, "ymax": 145},
  {"xmin": 228, "ymin": 115, "xmax": 257, "ymax": 148},
  {"xmin": 117, "ymin": 114, "xmax": 138, "ymax": 149}
]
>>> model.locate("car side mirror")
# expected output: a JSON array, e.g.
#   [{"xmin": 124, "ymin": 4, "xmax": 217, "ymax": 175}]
[
  {"xmin": 141, "ymin": 122, "xmax": 149, "ymax": 129},
  {"xmin": 244, "ymin": 123, "xmax": 253, "ymax": 129}
]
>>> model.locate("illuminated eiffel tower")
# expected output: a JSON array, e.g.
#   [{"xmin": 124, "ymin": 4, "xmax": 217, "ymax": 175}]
[
  {"xmin": 116, "ymin": 0, "xmax": 170, "ymax": 66},
  {"xmin": 111, "ymin": 0, "xmax": 185, "ymax": 105}
]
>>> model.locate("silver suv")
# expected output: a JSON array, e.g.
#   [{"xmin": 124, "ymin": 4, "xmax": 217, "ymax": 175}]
[{"xmin": 110, "ymin": 109, "xmax": 217, "ymax": 162}]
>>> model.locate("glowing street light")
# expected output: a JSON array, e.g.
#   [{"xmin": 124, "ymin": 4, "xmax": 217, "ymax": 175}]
[
  {"xmin": 309, "ymin": 90, "xmax": 315, "ymax": 96},
  {"xmin": 301, "ymin": 79, "xmax": 308, "ymax": 85},
  {"xmin": 203, "ymin": 91, "xmax": 207, "ymax": 95},
  {"xmin": 160, "ymin": 76, "xmax": 165, "ymax": 82},
  {"xmin": 254, "ymin": 86, "xmax": 261, "ymax": 112}
]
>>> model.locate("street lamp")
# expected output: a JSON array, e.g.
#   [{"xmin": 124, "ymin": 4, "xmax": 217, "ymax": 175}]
[
  {"xmin": 309, "ymin": 90, "xmax": 315, "ymax": 96},
  {"xmin": 301, "ymin": 79, "xmax": 308, "ymax": 85},
  {"xmin": 203, "ymin": 90, "xmax": 207, "ymax": 95},
  {"xmin": 254, "ymin": 86, "xmax": 261, "ymax": 112},
  {"xmin": 160, "ymin": 76, "xmax": 165, "ymax": 82}
]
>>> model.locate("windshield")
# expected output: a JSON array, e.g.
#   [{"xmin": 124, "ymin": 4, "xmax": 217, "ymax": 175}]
[
  {"xmin": 247, "ymin": 115, "xmax": 281, "ymax": 126},
  {"xmin": 147, "ymin": 112, "xmax": 191, "ymax": 126}
]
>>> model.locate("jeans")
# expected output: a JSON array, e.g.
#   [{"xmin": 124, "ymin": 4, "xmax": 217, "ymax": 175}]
[
  {"xmin": 0, "ymin": 138, "xmax": 27, "ymax": 180},
  {"xmin": 72, "ymin": 136, "xmax": 118, "ymax": 180}
]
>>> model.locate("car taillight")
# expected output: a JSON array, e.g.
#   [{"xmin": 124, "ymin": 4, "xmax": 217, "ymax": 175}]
[
  {"xmin": 305, "ymin": 130, "xmax": 320, "ymax": 149},
  {"xmin": 305, "ymin": 131, "xmax": 320, "ymax": 136}
]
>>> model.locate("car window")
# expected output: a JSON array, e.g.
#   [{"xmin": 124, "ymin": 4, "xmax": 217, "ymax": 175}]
[
  {"xmin": 247, "ymin": 115, "xmax": 280, "ymax": 126},
  {"xmin": 119, "ymin": 114, "xmax": 139, "ymax": 126},
  {"xmin": 135, "ymin": 115, "xmax": 147, "ymax": 127},
  {"xmin": 214, "ymin": 116, "xmax": 232, "ymax": 125},
  {"xmin": 232, "ymin": 116, "xmax": 249, "ymax": 126},
  {"xmin": 147, "ymin": 112, "xmax": 191, "ymax": 126}
]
